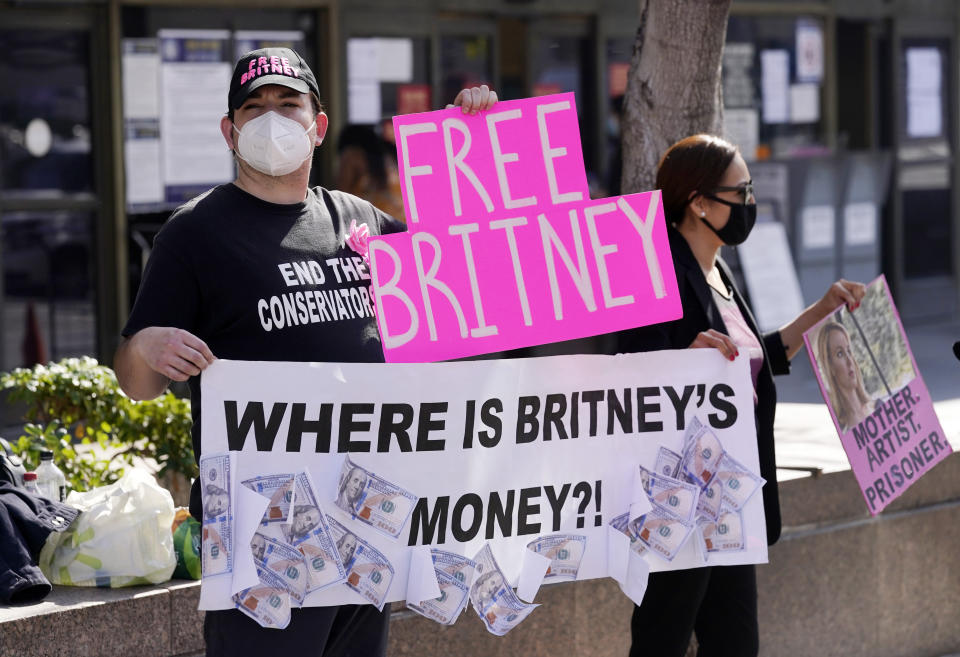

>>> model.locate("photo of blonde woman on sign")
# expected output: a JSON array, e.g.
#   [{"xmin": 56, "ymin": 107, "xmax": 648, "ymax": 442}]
[
  {"xmin": 816, "ymin": 321, "xmax": 878, "ymax": 433},
  {"xmin": 808, "ymin": 277, "xmax": 915, "ymax": 437}
]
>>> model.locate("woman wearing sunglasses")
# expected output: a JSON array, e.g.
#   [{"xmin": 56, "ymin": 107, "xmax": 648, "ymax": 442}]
[{"xmin": 619, "ymin": 134, "xmax": 866, "ymax": 657}]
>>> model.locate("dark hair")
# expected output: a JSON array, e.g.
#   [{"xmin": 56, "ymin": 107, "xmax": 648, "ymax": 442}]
[
  {"xmin": 655, "ymin": 134, "xmax": 738, "ymax": 226},
  {"xmin": 227, "ymin": 92, "xmax": 323, "ymax": 122},
  {"xmin": 337, "ymin": 124, "xmax": 388, "ymax": 189}
]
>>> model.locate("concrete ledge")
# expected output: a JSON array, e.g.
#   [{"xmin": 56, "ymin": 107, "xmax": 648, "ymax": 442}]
[
  {"xmin": 778, "ymin": 448, "xmax": 960, "ymax": 527},
  {"xmin": 4, "ymin": 452, "xmax": 958, "ymax": 657},
  {"xmin": 0, "ymin": 580, "xmax": 204, "ymax": 657},
  {"xmin": 760, "ymin": 451, "xmax": 960, "ymax": 657},
  {"xmin": 760, "ymin": 500, "xmax": 960, "ymax": 657}
]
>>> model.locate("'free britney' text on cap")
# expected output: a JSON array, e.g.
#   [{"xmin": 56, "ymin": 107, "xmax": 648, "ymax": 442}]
[{"xmin": 228, "ymin": 47, "xmax": 320, "ymax": 110}]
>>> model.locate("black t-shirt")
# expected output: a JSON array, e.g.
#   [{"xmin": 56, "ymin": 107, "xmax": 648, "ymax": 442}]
[{"xmin": 122, "ymin": 183, "xmax": 404, "ymax": 515}]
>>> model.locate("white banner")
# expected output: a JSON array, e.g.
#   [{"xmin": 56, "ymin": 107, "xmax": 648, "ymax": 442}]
[{"xmin": 199, "ymin": 350, "xmax": 768, "ymax": 610}]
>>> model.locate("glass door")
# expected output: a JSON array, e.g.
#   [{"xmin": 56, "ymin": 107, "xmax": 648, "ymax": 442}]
[
  {"xmin": 527, "ymin": 16, "xmax": 599, "ymax": 189},
  {"xmin": 438, "ymin": 17, "xmax": 496, "ymax": 107},
  {"xmin": 894, "ymin": 32, "xmax": 956, "ymax": 321},
  {"xmin": 0, "ymin": 11, "xmax": 100, "ymax": 370}
]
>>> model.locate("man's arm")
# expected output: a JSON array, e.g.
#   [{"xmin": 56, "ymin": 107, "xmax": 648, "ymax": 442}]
[{"xmin": 114, "ymin": 327, "xmax": 215, "ymax": 401}]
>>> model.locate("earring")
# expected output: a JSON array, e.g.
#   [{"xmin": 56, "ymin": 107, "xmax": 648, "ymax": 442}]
[{"xmin": 700, "ymin": 211, "xmax": 706, "ymax": 217}]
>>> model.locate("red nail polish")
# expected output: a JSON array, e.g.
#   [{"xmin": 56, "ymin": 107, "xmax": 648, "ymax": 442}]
[{"xmin": 729, "ymin": 354, "xmax": 735, "ymax": 361}]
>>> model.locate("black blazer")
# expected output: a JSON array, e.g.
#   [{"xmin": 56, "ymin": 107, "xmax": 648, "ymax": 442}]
[{"xmin": 618, "ymin": 227, "xmax": 789, "ymax": 545}]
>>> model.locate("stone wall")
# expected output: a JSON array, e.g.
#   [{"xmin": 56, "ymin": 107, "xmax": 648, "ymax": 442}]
[{"xmin": 757, "ymin": 453, "xmax": 960, "ymax": 657}]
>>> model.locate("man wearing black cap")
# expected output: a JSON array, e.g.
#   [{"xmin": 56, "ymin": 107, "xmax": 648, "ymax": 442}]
[{"xmin": 114, "ymin": 47, "xmax": 497, "ymax": 655}]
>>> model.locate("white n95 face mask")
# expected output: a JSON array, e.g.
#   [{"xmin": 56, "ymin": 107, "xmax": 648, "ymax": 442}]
[{"xmin": 233, "ymin": 111, "xmax": 316, "ymax": 177}]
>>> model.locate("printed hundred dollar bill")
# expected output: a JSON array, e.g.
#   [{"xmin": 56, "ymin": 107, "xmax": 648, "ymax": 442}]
[
  {"xmin": 527, "ymin": 534, "xmax": 587, "ymax": 582},
  {"xmin": 645, "ymin": 468, "xmax": 700, "ymax": 525},
  {"xmin": 242, "ymin": 473, "xmax": 294, "ymax": 525},
  {"xmin": 281, "ymin": 471, "xmax": 333, "ymax": 547},
  {"xmin": 233, "ymin": 566, "xmax": 292, "ymax": 630},
  {"xmin": 251, "ymin": 521, "xmax": 285, "ymax": 543},
  {"xmin": 431, "ymin": 549, "xmax": 477, "ymax": 586},
  {"xmin": 470, "ymin": 544, "xmax": 539, "ymax": 636},
  {"xmin": 697, "ymin": 509, "xmax": 745, "ymax": 555},
  {"xmin": 252, "ymin": 532, "xmax": 308, "ymax": 606},
  {"xmin": 637, "ymin": 464, "xmax": 653, "ymax": 495},
  {"xmin": 279, "ymin": 472, "xmax": 346, "ymax": 593},
  {"xmin": 199, "ymin": 453, "xmax": 233, "ymax": 577},
  {"xmin": 298, "ymin": 538, "xmax": 347, "ymax": 594},
  {"xmin": 634, "ymin": 508, "xmax": 695, "ymax": 561},
  {"xmin": 655, "ymin": 446, "xmax": 682, "ymax": 478},
  {"xmin": 683, "ymin": 416, "xmax": 705, "ymax": 451},
  {"xmin": 610, "ymin": 512, "xmax": 648, "ymax": 556},
  {"xmin": 696, "ymin": 476, "xmax": 724, "ymax": 522},
  {"xmin": 406, "ymin": 550, "xmax": 476, "ymax": 625},
  {"xmin": 334, "ymin": 457, "xmax": 418, "ymax": 539},
  {"xmin": 407, "ymin": 570, "xmax": 472, "ymax": 625},
  {"xmin": 327, "ymin": 516, "xmax": 395, "ymax": 611},
  {"xmin": 681, "ymin": 424, "xmax": 726, "ymax": 486},
  {"xmin": 715, "ymin": 454, "xmax": 765, "ymax": 510}
]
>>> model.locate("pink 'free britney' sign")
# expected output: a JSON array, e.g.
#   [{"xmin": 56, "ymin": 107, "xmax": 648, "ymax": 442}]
[
  {"xmin": 803, "ymin": 275, "xmax": 952, "ymax": 514},
  {"xmin": 370, "ymin": 93, "xmax": 682, "ymax": 362}
]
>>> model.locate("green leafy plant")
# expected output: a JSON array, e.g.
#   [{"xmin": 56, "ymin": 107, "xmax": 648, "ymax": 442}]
[{"xmin": 1, "ymin": 356, "xmax": 196, "ymax": 492}]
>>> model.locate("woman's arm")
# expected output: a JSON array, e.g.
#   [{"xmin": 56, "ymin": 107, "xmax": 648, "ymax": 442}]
[{"xmin": 778, "ymin": 279, "xmax": 866, "ymax": 361}]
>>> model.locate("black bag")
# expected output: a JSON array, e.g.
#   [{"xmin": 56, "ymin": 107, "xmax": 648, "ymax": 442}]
[{"xmin": 0, "ymin": 437, "xmax": 26, "ymax": 487}]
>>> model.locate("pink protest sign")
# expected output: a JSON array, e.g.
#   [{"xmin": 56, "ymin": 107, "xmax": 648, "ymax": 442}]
[
  {"xmin": 372, "ymin": 94, "xmax": 682, "ymax": 362},
  {"xmin": 391, "ymin": 93, "xmax": 588, "ymax": 227},
  {"xmin": 370, "ymin": 191, "xmax": 681, "ymax": 362},
  {"xmin": 803, "ymin": 275, "xmax": 952, "ymax": 514}
]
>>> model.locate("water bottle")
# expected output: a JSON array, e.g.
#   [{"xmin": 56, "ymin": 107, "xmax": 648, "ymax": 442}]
[
  {"xmin": 23, "ymin": 472, "xmax": 42, "ymax": 496},
  {"xmin": 35, "ymin": 450, "xmax": 67, "ymax": 501}
]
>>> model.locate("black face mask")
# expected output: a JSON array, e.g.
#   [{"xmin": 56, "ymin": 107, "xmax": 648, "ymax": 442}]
[{"xmin": 698, "ymin": 194, "xmax": 757, "ymax": 246}]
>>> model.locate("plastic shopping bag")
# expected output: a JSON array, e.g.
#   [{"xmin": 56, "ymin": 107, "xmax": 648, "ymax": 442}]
[{"xmin": 39, "ymin": 468, "xmax": 176, "ymax": 587}]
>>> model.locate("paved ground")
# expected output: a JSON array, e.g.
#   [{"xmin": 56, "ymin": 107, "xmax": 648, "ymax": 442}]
[{"xmin": 773, "ymin": 317, "xmax": 960, "ymax": 481}]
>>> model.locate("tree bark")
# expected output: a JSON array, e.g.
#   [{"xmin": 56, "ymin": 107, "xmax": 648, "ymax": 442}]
[{"xmin": 621, "ymin": 0, "xmax": 733, "ymax": 194}]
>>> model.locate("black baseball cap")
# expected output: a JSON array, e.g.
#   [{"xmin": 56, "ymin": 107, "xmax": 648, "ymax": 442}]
[{"xmin": 228, "ymin": 47, "xmax": 320, "ymax": 110}]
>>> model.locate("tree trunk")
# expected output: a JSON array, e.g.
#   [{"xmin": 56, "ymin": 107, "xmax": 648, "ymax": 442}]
[{"xmin": 621, "ymin": 0, "xmax": 733, "ymax": 194}]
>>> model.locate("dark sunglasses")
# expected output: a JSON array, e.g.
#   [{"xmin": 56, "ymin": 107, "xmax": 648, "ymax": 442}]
[{"xmin": 703, "ymin": 180, "xmax": 754, "ymax": 206}]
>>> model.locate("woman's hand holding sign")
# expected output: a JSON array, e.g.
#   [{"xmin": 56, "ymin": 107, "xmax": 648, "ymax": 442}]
[
  {"xmin": 818, "ymin": 278, "xmax": 867, "ymax": 313},
  {"xmin": 689, "ymin": 329, "xmax": 740, "ymax": 362}
]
